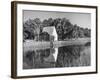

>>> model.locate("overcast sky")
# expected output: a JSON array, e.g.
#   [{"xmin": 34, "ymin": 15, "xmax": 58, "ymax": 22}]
[{"xmin": 23, "ymin": 10, "xmax": 91, "ymax": 29}]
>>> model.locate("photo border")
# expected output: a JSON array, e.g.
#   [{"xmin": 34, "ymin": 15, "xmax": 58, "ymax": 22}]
[{"xmin": 11, "ymin": 1, "xmax": 98, "ymax": 79}]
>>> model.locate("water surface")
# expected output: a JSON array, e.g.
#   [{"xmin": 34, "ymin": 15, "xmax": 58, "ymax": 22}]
[{"xmin": 23, "ymin": 44, "xmax": 90, "ymax": 69}]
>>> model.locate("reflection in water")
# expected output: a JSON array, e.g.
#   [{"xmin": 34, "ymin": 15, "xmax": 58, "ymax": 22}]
[
  {"xmin": 23, "ymin": 45, "xmax": 91, "ymax": 69},
  {"xmin": 56, "ymin": 45, "xmax": 90, "ymax": 67}
]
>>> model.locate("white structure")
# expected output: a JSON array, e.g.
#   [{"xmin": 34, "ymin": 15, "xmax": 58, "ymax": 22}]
[
  {"xmin": 43, "ymin": 26, "xmax": 58, "ymax": 41},
  {"xmin": 43, "ymin": 26, "xmax": 58, "ymax": 62}
]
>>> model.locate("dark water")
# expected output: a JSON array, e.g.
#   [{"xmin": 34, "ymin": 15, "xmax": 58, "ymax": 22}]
[
  {"xmin": 56, "ymin": 45, "xmax": 91, "ymax": 67},
  {"xmin": 23, "ymin": 45, "xmax": 91, "ymax": 69}
]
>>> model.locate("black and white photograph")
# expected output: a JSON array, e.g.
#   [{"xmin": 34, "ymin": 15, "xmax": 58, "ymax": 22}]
[
  {"xmin": 23, "ymin": 10, "xmax": 91, "ymax": 69},
  {"xmin": 11, "ymin": 1, "xmax": 97, "ymax": 78}
]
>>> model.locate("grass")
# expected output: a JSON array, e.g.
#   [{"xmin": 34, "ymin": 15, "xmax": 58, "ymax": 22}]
[{"xmin": 23, "ymin": 38, "xmax": 90, "ymax": 52}]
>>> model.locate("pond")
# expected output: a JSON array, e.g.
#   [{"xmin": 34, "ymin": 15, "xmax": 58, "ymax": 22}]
[{"xmin": 23, "ymin": 44, "xmax": 91, "ymax": 69}]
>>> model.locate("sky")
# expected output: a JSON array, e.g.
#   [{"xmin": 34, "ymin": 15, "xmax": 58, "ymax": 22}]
[{"xmin": 23, "ymin": 10, "xmax": 91, "ymax": 29}]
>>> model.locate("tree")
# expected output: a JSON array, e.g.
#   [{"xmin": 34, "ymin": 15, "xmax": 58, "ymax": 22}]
[
  {"xmin": 84, "ymin": 28, "xmax": 91, "ymax": 37},
  {"xmin": 47, "ymin": 18, "xmax": 54, "ymax": 26},
  {"xmin": 39, "ymin": 32, "xmax": 50, "ymax": 41},
  {"xmin": 23, "ymin": 19, "xmax": 36, "ymax": 40},
  {"xmin": 55, "ymin": 18, "xmax": 63, "ymax": 40},
  {"xmin": 62, "ymin": 18, "xmax": 73, "ymax": 34},
  {"xmin": 78, "ymin": 28, "xmax": 84, "ymax": 38},
  {"xmin": 23, "ymin": 18, "xmax": 42, "ymax": 41},
  {"xmin": 71, "ymin": 24, "xmax": 79, "ymax": 38},
  {"xmin": 33, "ymin": 18, "xmax": 42, "ymax": 41},
  {"xmin": 42, "ymin": 19, "xmax": 49, "ymax": 27}
]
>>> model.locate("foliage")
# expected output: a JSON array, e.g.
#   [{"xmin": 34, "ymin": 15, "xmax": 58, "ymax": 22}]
[
  {"xmin": 23, "ymin": 18, "xmax": 91, "ymax": 41},
  {"xmin": 56, "ymin": 45, "xmax": 86, "ymax": 67}
]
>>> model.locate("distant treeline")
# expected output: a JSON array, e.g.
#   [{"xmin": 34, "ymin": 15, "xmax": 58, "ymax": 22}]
[{"xmin": 23, "ymin": 18, "xmax": 91, "ymax": 41}]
